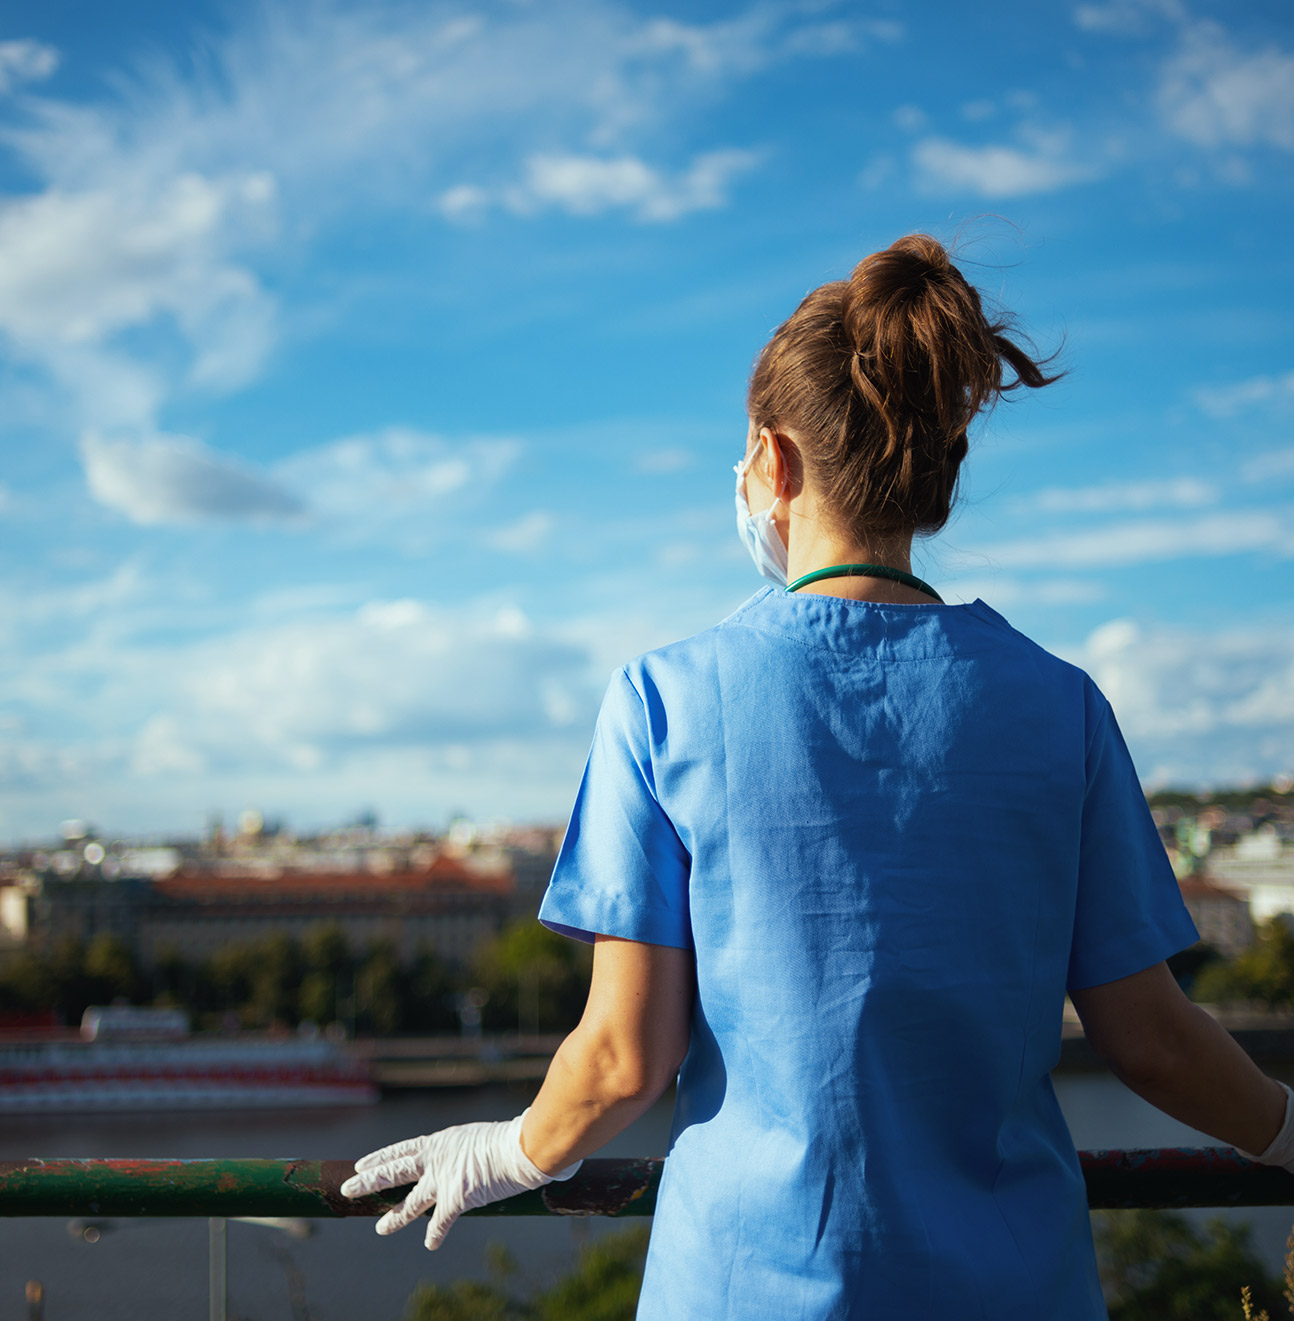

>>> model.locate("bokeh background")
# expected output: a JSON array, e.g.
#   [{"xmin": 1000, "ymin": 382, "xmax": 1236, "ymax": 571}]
[{"xmin": 1, "ymin": 0, "xmax": 1292, "ymax": 840}]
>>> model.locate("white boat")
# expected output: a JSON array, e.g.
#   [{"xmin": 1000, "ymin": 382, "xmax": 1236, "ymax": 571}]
[{"xmin": 0, "ymin": 1007, "xmax": 377, "ymax": 1112}]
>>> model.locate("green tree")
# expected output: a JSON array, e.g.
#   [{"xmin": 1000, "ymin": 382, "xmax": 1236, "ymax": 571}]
[
  {"xmin": 1194, "ymin": 920, "xmax": 1294, "ymax": 1009},
  {"xmin": 1094, "ymin": 1209, "xmax": 1284, "ymax": 1321},
  {"xmin": 473, "ymin": 920, "xmax": 592, "ymax": 1034},
  {"xmin": 150, "ymin": 944, "xmax": 191, "ymax": 1009},
  {"xmin": 299, "ymin": 924, "xmax": 350, "ymax": 1025},
  {"xmin": 530, "ymin": 1225, "xmax": 649, "ymax": 1321},
  {"xmin": 205, "ymin": 941, "xmax": 256, "ymax": 1017},
  {"xmin": 84, "ymin": 933, "xmax": 142, "ymax": 1004},
  {"xmin": 245, "ymin": 933, "xmax": 303, "ymax": 1027},
  {"xmin": 403, "ymin": 1280, "xmax": 516, "ymax": 1321},
  {"xmin": 401, "ymin": 1227, "xmax": 648, "ymax": 1321},
  {"xmin": 407, "ymin": 946, "xmax": 458, "ymax": 1034},
  {"xmin": 48, "ymin": 936, "xmax": 94, "ymax": 1023},
  {"xmin": 356, "ymin": 941, "xmax": 403, "ymax": 1035}
]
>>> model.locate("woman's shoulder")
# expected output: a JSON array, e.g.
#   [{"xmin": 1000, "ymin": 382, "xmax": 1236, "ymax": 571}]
[{"xmin": 614, "ymin": 586, "xmax": 1105, "ymax": 712}]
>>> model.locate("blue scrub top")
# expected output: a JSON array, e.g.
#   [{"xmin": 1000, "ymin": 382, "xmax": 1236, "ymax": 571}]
[{"xmin": 539, "ymin": 587, "xmax": 1198, "ymax": 1320}]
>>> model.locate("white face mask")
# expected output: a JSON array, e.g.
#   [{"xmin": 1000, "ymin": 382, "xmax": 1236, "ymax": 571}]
[{"xmin": 734, "ymin": 447, "xmax": 788, "ymax": 585}]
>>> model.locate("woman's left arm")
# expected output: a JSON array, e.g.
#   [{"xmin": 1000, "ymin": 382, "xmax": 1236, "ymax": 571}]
[
  {"xmin": 521, "ymin": 934, "xmax": 695, "ymax": 1173},
  {"xmin": 341, "ymin": 934, "xmax": 695, "ymax": 1248}
]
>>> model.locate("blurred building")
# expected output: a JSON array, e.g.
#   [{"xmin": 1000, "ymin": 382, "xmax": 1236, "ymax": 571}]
[
  {"xmin": 0, "ymin": 823, "xmax": 564, "ymax": 971},
  {"xmin": 1201, "ymin": 826, "xmax": 1294, "ymax": 924},
  {"xmin": 141, "ymin": 855, "xmax": 521, "ymax": 967},
  {"xmin": 1176, "ymin": 875, "xmax": 1254, "ymax": 957}
]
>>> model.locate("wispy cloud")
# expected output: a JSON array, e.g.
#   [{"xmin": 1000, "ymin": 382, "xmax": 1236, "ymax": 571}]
[
  {"xmin": 81, "ymin": 431, "xmax": 302, "ymax": 526},
  {"xmin": 941, "ymin": 575, "xmax": 1108, "ymax": 607},
  {"xmin": 0, "ymin": 172, "xmax": 278, "ymax": 427},
  {"xmin": 275, "ymin": 427, "xmax": 519, "ymax": 548},
  {"xmin": 1242, "ymin": 448, "xmax": 1294, "ymax": 483},
  {"xmin": 0, "ymin": 591, "xmax": 609, "ymax": 831},
  {"xmin": 1072, "ymin": 0, "xmax": 1185, "ymax": 36},
  {"xmin": 484, "ymin": 511, "xmax": 555, "ymax": 553},
  {"xmin": 0, "ymin": 39, "xmax": 59, "ymax": 94},
  {"xmin": 912, "ymin": 130, "xmax": 1101, "ymax": 197},
  {"xmin": 1070, "ymin": 616, "xmax": 1294, "ymax": 786},
  {"xmin": 1193, "ymin": 369, "xmax": 1294, "ymax": 417},
  {"xmin": 633, "ymin": 448, "xmax": 695, "ymax": 474},
  {"xmin": 1158, "ymin": 21, "xmax": 1294, "ymax": 152},
  {"xmin": 1014, "ymin": 477, "xmax": 1219, "ymax": 514},
  {"xmin": 975, "ymin": 508, "xmax": 1294, "ymax": 569},
  {"xmin": 439, "ymin": 149, "xmax": 760, "ymax": 224},
  {"xmin": 0, "ymin": 0, "xmax": 852, "ymax": 502}
]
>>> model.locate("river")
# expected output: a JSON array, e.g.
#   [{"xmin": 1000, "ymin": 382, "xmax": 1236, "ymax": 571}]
[{"xmin": 4, "ymin": 1072, "xmax": 1294, "ymax": 1320}]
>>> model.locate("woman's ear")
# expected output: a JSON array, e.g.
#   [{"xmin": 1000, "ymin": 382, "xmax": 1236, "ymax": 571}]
[{"xmin": 759, "ymin": 427, "xmax": 797, "ymax": 504}]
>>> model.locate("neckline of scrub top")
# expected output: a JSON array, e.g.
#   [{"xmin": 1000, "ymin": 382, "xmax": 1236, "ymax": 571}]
[{"xmin": 730, "ymin": 586, "xmax": 1007, "ymax": 658}]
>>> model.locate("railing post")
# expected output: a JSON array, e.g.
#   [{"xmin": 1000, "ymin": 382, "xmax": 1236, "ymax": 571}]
[{"xmin": 209, "ymin": 1217, "xmax": 226, "ymax": 1321}]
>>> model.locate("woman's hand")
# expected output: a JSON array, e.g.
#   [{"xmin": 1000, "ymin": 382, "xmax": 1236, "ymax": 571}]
[{"xmin": 340, "ymin": 1110, "xmax": 581, "ymax": 1250}]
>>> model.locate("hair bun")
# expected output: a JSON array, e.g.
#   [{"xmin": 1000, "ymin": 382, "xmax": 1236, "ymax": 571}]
[
  {"xmin": 844, "ymin": 235, "xmax": 957, "ymax": 350},
  {"xmin": 746, "ymin": 232, "xmax": 1060, "ymax": 542}
]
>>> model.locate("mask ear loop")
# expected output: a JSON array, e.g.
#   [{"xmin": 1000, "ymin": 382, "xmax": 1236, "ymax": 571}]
[{"xmin": 738, "ymin": 440, "xmax": 786, "ymax": 516}]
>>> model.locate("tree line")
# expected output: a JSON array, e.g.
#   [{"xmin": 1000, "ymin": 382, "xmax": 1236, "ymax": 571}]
[
  {"xmin": 0, "ymin": 918, "xmax": 592, "ymax": 1036},
  {"xmin": 1187, "ymin": 918, "xmax": 1294, "ymax": 1010},
  {"xmin": 399, "ymin": 1212, "xmax": 1294, "ymax": 1321}
]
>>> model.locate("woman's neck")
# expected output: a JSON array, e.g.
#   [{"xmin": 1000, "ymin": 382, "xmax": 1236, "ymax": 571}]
[{"xmin": 784, "ymin": 519, "xmax": 932, "ymax": 604}]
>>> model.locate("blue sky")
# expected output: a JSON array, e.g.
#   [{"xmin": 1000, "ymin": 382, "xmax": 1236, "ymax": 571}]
[{"xmin": 0, "ymin": 0, "xmax": 1291, "ymax": 841}]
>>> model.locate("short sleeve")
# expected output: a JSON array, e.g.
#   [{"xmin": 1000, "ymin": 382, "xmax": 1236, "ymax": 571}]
[
  {"xmin": 538, "ymin": 667, "xmax": 693, "ymax": 949},
  {"xmin": 1066, "ymin": 691, "xmax": 1199, "ymax": 991}
]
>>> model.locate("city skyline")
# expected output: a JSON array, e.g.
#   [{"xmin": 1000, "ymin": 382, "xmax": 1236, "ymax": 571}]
[{"xmin": 0, "ymin": 0, "xmax": 1292, "ymax": 839}]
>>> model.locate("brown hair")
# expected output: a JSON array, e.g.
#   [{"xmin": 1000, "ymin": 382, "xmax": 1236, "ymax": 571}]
[{"xmin": 746, "ymin": 233, "xmax": 1059, "ymax": 541}]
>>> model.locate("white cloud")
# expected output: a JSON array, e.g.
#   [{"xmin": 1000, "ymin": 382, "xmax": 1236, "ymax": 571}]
[
  {"xmin": 442, "ymin": 149, "xmax": 760, "ymax": 224},
  {"xmin": 275, "ymin": 427, "xmax": 518, "ymax": 545},
  {"xmin": 942, "ymin": 576, "xmax": 1108, "ymax": 608},
  {"xmin": 1017, "ymin": 477, "xmax": 1219, "ymax": 514},
  {"xmin": 1072, "ymin": 0, "xmax": 1184, "ymax": 35},
  {"xmin": 0, "ymin": 0, "xmax": 849, "ymax": 479},
  {"xmin": 485, "ymin": 511, "xmax": 555, "ymax": 553},
  {"xmin": 1193, "ymin": 370, "xmax": 1294, "ymax": 417},
  {"xmin": 892, "ymin": 104, "xmax": 926, "ymax": 133},
  {"xmin": 631, "ymin": 11, "xmax": 896, "ymax": 71},
  {"xmin": 0, "ymin": 172, "xmax": 277, "ymax": 413},
  {"xmin": 81, "ymin": 430, "xmax": 302, "ymax": 526},
  {"xmin": 1068, "ymin": 617, "xmax": 1294, "ymax": 786},
  {"xmin": 1158, "ymin": 21, "xmax": 1294, "ymax": 152},
  {"xmin": 634, "ymin": 448, "xmax": 694, "ymax": 474},
  {"xmin": 912, "ymin": 132, "xmax": 1100, "ymax": 197},
  {"xmin": 974, "ymin": 508, "xmax": 1294, "ymax": 569},
  {"xmin": 0, "ymin": 39, "xmax": 59, "ymax": 94},
  {"xmin": 0, "ymin": 589, "xmax": 621, "ymax": 833},
  {"xmin": 152, "ymin": 599, "xmax": 602, "ymax": 776},
  {"xmin": 1242, "ymin": 448, "xmax": 1294, "ymax": 483},
  {"xmin": 960, "ymin": 99, "xmax": 997, "ymax": 123}
]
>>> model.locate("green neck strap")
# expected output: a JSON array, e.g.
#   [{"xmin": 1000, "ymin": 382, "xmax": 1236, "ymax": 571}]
[{"xmin": 784, "ymin": 562, "xmax": 944, "ymax": 603}]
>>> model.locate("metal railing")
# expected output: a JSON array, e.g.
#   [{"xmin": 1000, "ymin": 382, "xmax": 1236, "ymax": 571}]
[{"xmin": 3, "ymin": 1148, "xmax": 1294, "ymax": 1218}]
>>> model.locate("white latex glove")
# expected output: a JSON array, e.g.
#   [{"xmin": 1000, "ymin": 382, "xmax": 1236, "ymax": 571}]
[
  {"xmin": 340, "ymin": 1109, "xmax": 582, "ymax": 1250},
  {"xmin": 1237, "ymin": 1081, "xmax": 1294, "ymax": 1173}
]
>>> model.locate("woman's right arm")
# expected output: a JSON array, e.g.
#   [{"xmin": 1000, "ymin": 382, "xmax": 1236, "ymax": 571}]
[{"xmin": 1069, "ymin": 961, "xmax": 1287, "ymax": 1155}]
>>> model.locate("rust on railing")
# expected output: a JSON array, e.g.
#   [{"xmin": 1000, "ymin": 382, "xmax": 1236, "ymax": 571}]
[{"xmin": 0, "ymin": 1149, "xmax": 1291, "ymax": 1219}]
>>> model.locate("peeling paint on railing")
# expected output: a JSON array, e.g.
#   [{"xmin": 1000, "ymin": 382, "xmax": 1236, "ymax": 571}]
[{"xmin": 0, "ymin": 1149, "xmax": 1291, "ymax": 1219}]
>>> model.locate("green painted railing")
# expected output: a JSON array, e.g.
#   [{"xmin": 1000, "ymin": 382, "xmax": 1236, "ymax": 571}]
[{"xmin": 2, "ymin": 1149, "xmax": 1294, "ymax": 1219}]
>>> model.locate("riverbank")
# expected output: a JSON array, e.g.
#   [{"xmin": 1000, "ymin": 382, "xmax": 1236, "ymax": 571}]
[
  {"xmin": 356, "ymin": 1009, "xmax": 1294, "ymax": 1088},
  {"xmin": 1060, "ymin": 1004, "xmax": 1294, "ymax": 1070}
]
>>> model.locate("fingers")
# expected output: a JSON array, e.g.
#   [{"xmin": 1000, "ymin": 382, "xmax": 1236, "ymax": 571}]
[
  {"xmin": 375, "ymin": 1173, "xmax": 437, "ymax": 1236},
  {"xmin": 424, "ymin": 1196, "xmax": 463, "ymax": 1251},
  {"xmin": 353, "ymin": 1134, "xmax": 426, "ymax": 1173},
  {"xmin": 340, "ymin": 1152, "xmax": 425, "ymax": 1199}
]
